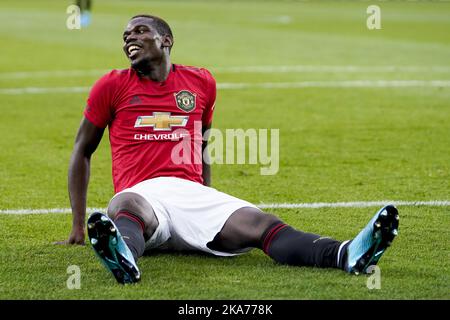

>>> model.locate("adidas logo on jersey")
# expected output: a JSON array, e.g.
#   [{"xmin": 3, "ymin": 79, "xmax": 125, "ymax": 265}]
[{"xmin": 129, "ymin": 95, "xmax": 142, "ymax": 105}]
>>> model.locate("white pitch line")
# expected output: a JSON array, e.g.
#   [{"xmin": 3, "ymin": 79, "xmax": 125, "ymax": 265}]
[
  {"xmin": 0, "ymin": 69, "xmax": 109, "ymax": 79},
  {"xmin": 0, "ymin": 208, "xmax": 103, "ymax": 215},
  {"xmin": 259, "ymin": 200, "xmax": 450, "ymax": 209},
  {"xmin": 0, "ymin": 86, "xmax": 90, "ymax": 95},
  {"xmin": 1, "ymin": 65, "xmax": 450, "ymax": 79},
  {"xmin": 0, "ymin": 201, "xmax": 449, "ymax": 215},
  {"xmin": 1, "ymin": 80, "xmax": 450, "ymax": 95},
  {"xmin": 218, "ymin": 80, "xmax": 450, "ymax": 89},
  {"xmin": 213, "ymin": 65, "xmax": 450, "ymax": 73}
]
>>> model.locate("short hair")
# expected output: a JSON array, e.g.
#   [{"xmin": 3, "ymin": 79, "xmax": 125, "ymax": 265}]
[{"xmin": 130, "ymin": 14, "xmax": 173, "ymax": 39}]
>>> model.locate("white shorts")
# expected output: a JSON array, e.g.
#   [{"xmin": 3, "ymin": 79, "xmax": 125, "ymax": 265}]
[{"xmin": 110, "ymin": 177, "xmax": 260, "ymax": 256}]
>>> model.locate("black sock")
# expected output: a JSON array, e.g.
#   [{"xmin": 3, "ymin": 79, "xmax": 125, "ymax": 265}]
[
  {"xmin": 262, "ymin": 223, "xmax": 347, "ymax": 269},
  {"xmin": 114, "ymin": 212, "xmax": 145, "ymax": 262}
]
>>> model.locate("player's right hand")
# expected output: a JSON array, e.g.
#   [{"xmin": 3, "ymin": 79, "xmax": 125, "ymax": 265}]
[{"xmin": 55, "ymin": 227, "xmax": 86, "ymax": 245}]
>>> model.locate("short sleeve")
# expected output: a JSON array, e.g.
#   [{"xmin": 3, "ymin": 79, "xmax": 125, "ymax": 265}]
[
  {"xmin": 83, "ymin": 71, "xmax": 118, "ymax": 128},
  {"xmin": 201, "ymin": 69, "xmax": 216, "ymax": 127}
]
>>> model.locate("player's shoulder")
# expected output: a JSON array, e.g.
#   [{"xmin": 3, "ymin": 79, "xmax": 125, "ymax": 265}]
[
  {"xmin": 100, "ymin": 68, "xmax": 133, "ymax": 82},
  {"xmin": 94, "ymin": 68, "xmax": 133, "ymax": 87},
  {"xmin": 174, "ymin": 64, "xmax": 215, "ymax": 82}
]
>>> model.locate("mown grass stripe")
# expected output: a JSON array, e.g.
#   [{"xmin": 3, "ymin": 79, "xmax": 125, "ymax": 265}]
[
  {"xmin": 2, "ymin": 80, "xmax": 450, "ymax": 95},
  {"xmin": 1, "ymin": 65, "xmax": 450, "ymax": 79}
]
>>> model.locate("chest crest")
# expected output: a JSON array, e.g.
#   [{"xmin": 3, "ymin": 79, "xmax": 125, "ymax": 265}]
[{"xmin": 174, "ymin": 90, "xmax": 196, "ymax": 113}]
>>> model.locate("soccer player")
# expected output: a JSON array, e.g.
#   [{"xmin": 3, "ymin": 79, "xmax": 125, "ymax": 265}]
[
  {"xmin": 63, "ymin": 14, "xmax": 399, "ymax": 284},
  {"xmin": 76, "ymin": 0, "xmax": 92, "ymax": 27}
]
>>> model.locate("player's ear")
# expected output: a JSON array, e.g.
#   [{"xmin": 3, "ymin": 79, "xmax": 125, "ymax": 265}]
[{"xmin": 161, "ymin": 35, "xmax": 173, "ymax": 50}]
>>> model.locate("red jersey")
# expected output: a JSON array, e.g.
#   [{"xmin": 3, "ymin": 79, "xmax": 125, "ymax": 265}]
[{"xmin": 84, "ymin": 64, "xmax": 216, "ymax": 193}]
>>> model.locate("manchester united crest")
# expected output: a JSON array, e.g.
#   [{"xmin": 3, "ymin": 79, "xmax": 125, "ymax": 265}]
[{"xmin": 174, "ymin": 90, "xmax": 196, "ymax": 113}]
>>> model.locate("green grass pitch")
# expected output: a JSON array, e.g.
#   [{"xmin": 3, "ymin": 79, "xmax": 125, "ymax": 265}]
[{"xmin": 0, "ymin": 0, "xmax": 449, "ymax": 299}]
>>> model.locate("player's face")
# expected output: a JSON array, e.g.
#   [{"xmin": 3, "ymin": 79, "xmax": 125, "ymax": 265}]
[{"xmin": 122, "ymin": 18, "xmax": 168, "ymax": 68}]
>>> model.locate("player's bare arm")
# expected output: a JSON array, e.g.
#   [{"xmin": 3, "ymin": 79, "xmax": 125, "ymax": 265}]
[
  {"xmin": 202, "ymin": 124, "xmax": 211, "ymax": 187},
  {"xmin": 62, "ymin": 117, "xmax": 104, "ymax": 245}
]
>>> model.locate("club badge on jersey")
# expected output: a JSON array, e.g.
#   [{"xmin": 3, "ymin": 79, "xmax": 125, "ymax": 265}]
[{"xmin": 174, "ymin": 90, "xmax": 196, "ymax": 112}]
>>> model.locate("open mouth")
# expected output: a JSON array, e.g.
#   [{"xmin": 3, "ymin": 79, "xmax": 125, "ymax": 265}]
[{"xmin": 127, "ymin": 45, "xmax": 142, "ymax": 58}]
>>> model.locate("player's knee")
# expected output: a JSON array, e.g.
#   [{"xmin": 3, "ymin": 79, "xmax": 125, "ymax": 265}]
[
  {"xmin": 107, "ymin": 192, "xmax": 159, "ymax": 237},
  {"xmin": 253, "ymin": 212, "xmax": 283, "ymax": 241},
  {"xmin": 219, "ymin": 208, "xmax": 282, "ymax": 248}
]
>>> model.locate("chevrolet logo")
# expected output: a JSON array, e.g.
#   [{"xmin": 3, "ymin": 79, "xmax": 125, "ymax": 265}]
[{"xmin": 134, "ymin": 112, "xmax": 189, "ymax": 131}]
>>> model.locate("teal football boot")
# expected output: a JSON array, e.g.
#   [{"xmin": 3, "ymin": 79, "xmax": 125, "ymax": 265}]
[
  {"xmin": 344, "ymin": 205, "xmax": 399, "ymax": 274},
  {"xmin": 87, "ymin": 212, "xmax": 141, "ymax": 284}
]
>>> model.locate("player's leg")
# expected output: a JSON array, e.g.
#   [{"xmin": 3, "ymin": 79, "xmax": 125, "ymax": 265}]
[
  {"xmin": 209, "ymin": 205, "xmax": 399, "ymax": 273},
  {"xmin": 208, "ymin": 207, "xmax": 345, "ymax": 269},
  {"xmin": 87, "ymin": 192, "xmax": 159, "ymax": 283},
  {"xmin": 79, "ymin": 0, "xmax": 92, "ymax": 27},
  {"xmin": 107, "ymin": 192, "xmax": 159, "ymax": 259}
]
